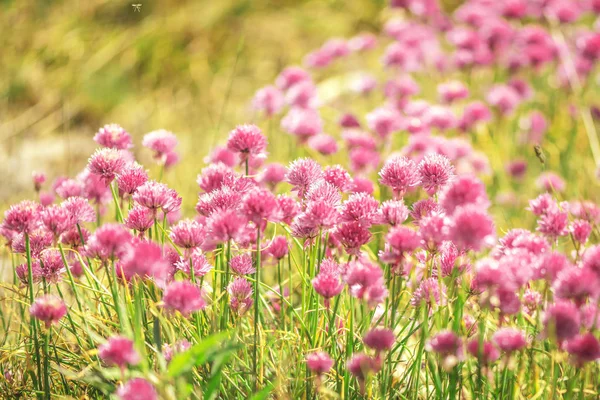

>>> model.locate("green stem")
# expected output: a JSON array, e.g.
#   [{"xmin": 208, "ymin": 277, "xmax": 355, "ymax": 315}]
[
  {"xmin": 43, "ymin": 328, "xmax": 50, "ymax": 400},
  {"xmin": 253, "ymin": 227, "xmax": 261, "ymax": 390},
  {"xmin": 25, "ymin": 233, "xmax": 42, "ymax": 398}
]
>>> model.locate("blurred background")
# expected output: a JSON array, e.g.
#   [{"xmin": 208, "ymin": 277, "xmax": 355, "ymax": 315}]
[{"xmin": 0, "ymin": 0, "xmax": 393, "ymax": 203}]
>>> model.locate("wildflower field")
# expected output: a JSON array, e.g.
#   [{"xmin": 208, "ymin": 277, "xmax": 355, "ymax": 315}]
[{"xmin": 3, "ymin": 0, "xmax": 600, "ymax": 398}]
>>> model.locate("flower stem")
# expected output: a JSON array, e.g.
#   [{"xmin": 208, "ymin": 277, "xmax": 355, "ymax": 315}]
[
  {"xmin": 25, "ymin": 233, "xmax": 43, "ymax": 398},
  {"xmin": 253, "ymin": 227, "xmax": 261, "ymax": 390}
]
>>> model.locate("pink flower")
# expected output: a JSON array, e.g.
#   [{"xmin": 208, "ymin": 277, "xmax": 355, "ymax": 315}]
[
  {"xmin": 16, "ymin": 260, "xmax": 43, "ymax": 285},
  {"xmin": 281, "ymin": 108, "xmax": 323, "ymax": 141},
  {"xmin": 544, "ymin": 301, "xmax": 581, "ymax": 342},
  {"xmin": 117, "ymin": 163, "xmax": 148, "ymax": 197},
  {"xmin": 486, "ymin": 85, "xmax": 520, "ymax": 115},
  {"xmin": 142, "ymin": 129, "xmax": 178, "ymax": 162},
  {"xmin": 323, "ymin": 165, "xmax": 353, "ymax": 192},
  {"xmin": 93, "ymin": 124, "xmax": 133, "ymax": 150},
  {"xmin": 340, "ymin": 193, "xmax": 380, "ymax": 226},
  {"xmin": 306, "ymin": 351, "xmax": 334, "ymax": 375},
  {"xmin": 439, "ymin": 175, "xmax": 489, "ymax": 215},
  {"xmin": 459, "ymin": 101, "xmax": 492, "ymax": 131},
  {"xmin": 380, "ymin": 200, "xmax": 409, "ymax": 226},
  {"xmin": 286, "ymin": 81, "xmax": 318, "ymax": 108},
  {"xmin": 30, "ymin": 295, "xmax": 67, "ymax": 328},
  {"xmin": 170, "ymin": 219, "xmax": 204, "ymax": 250},
  {"xmin": 205, "ymin": 146, "xmax": 238, "ymax": 168},
  {"xmin": 228, "ymin": 277, "xmax": 253, "ymax": 315},
  {"xmin": 119, "ymin": 240, "xmax": 170, "ymax": 284},
  {"xmin": 344, "ymin": 260, "xmax": 386, "ymax": 304},
  {"xmin": 277, "ymin": 195, "xmax": 300, "ymax": 225},
  {"xmin": 366, "ymin": 107, "xmax": 403, "ymax": 139},
  {"xmin": 379, "ymin": 156, "xmax": 420, "ymax": 197},
  {"xmin": 571, "ymin": 219, "xmax": 592, "ymax": 245},
  {"xmin": 3, "ymin": 200, "xmax": 41, "ymax": 234},
  {"xmin": 11, "ymin": 228, "xmax": 52, "ymax": 257},
  {"xmin": 418, "ymin": 153, "xmax": 455, "ymax": 196},
  {"xmin": 61, "ymin": 227, "xmax": 89, "ymax": 248},
  {"xmin": 241, "ymin": 187, "xmax": 280, "ymax": 225},
  {"xmin": 176, "ymin": 249, "xmax": 213, "ymax": 277},
  {"xmin": 162, "ymin": 339, "xmax": 191, "ymax": 362},
  {"xmin": 125, "ymin": 205, "xmax": 154, "ymax": 233},
  {"xmin": 266, "ymin": 236, "xmax": 289, "ymax": 260},
  {"xmin": 85, "ymin": 223, "xmax": 132, "ymax": 261},
  {"xmin": 352, "ymin": 176, "xmax": 375, "ymax": 195},
  {"xmin": 133, "ymin": 181, "xmax": 181, "ymax": 214},
  {"xmin": 349, "ymin": 32, "xmax": 377, "ymax": 52},
  {"xmin": 438, "ymin": 80, "xmax": 469, "ymax": 104},
  {"xmin": 448, "ymin": 205, "xmax": 495, "ymax": 251},
  {"xmin": 319, "ymin": 258, "xmax": 341, "ymax": 276},
  {"xmin": 259, "ymin": 163, "xmax": 287, "ymax": 189},
  {"xmin": 163, "ymin": 280, "xmax": 206, "ymax": 316},
  {"xmin": 411, "ymin": 199, "xmax": 442, "ymax": 223},
  {"xmin": 387, "ymin": 225, "xmax": 421, "ymax": 255},
  {"xmin": 411, "ymin": 278, "xmax": 446, "ymax": 309},
  {"xmin": 537, "ymin": 207, "xmax": 569, "ymax": 239},
  {"xmin": 252, "ymin": 85, "xmax": 284, "ymax": 116},
  {"xmin": 275, "ymin": 66, "xmax": 311, "ymax": 91},
  {"xmin": 54, "ymin": 178, "xmax": 83, "ymax": 199},
  {"xmin": 312, "ymin": 272, "xmax": 344, "ymax": 307},
  {"xmin": 39, "ymin": 192, "xmax": 55, "ymax": 207},
  {"xmin": 419, "ymin": 212, "xmax": 450, "ymax": 250},
  {"xmin": 61, "ymin": 196, "xmax": 96, "ymax": 224},
  {"xmin": 308, "ymin": 134, "xmax": 338, "ymax": 155},
  {"xmin": 205, "ymin": 209, "xmax": 247, "ymax": 244},
  {"xmin": 427, "ymin": 330, "xmax": 462, "ymax": 356},
  {"xmin": 339, "ymin": 113, "xmax": 361, "ymax": 128},
  {"xmin": 467, "ymin": 339, "xmax": 499, "ymax": 364},
  {"xmin": 227, "ymin": 124, "xmax": 268, "ymax": 164},
  {"xmin": 39, "ymin": 250, "xmax": 66, "ymax": 283},
  {"xmin": 334, "ymin": 221, "xmax": 372, "ymax": 256},
  {"xmin": 230, "ymin": 253, "xmax": 255, "ymax": 275},
  {"xmin": 196, "ymin": 163, "xmax": 237, "ymax": 193},
  {"xmin": 285, "ymin": 158, "xmax": 323, "ymax": 198},
  {"xmin": 87, "ymin": 148, "xmax": 127, "ymax": 184},
  {"xmin": 493, "ymin": 328, "xmax": 527, "ymax": 353},
  {"xmin": 347, "ymin": 353, "xmax": 379, "ymax": 393},
  {"xmin": 41, "ymin": 204, "xmax": 75, "ymax": 239},
  {"xmin": 536, "ymin": 172, "xmax": 566, "ymax": 193},
  {"xmin": 32, "ymin": 171, "xmax": 46, "ymax": 192},
  {"xmin": 99, "ymin": 336, "xmax": 140, "ymax": 368},
  {"xmin": 117, "ymin": 378, "xmax": 158, "ymax": 400},
  {"xmin": 565, "ymin": 333, "xmax": 600, "ymax": 365},
  {"xmin": 363, "ymin": 328, "xmax": 395, "ymax": 352},
  {"xmin": 553, "ymin": 267, "xmax": 599, "ymax": 304}
]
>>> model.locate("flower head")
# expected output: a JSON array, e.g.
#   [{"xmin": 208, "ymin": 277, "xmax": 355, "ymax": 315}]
[
  {"xmin": 363, "ymin": 328, "xmax": 395, "ymax": 352},
  {"xmin": 93, "ymin": 124, "xmax": 133, "ymax": 150},
  {"xmin": 30, "ymin": 295, "xmax": 67, "ymax": 328},
  {"xmin": 163, "ymin": 280, "xmax": 206, "ymax": 316},
  {"xmin": 306, "ymin": 351, "xmax": 334, "ymax": 375},
  {"xmin": 493, "ymin": 328, "xmax": 527, "ymax": 353},
  {"xmin": 379, "ymin": 156, "xmax": 420, "ymax": 197},
  {"xmin": 565, "ymin": 333, "xmax": 600, "ymax": 366},
  {"xmin": 3, "ymin": 200, "xmax": 41, "ymax": 234},
  {"xmin": 418, "ymin": 153, "xmax": 455, "ymax": 196},
  {"xmin": 227, "ymin": 124, "xmax": 268, "ymax": 163},
  {"xmin": 286, "ymin": 158, "xmax": 323, "ymax": 198},
  {"xmin": 87, "ymin": 148, "xmax": 127, "ymax": 184},
  {"xmin": 117, "ymin": 378, "xmax": 158, "ymax": 400},
  {"xmin": 228, "ymin": 277, "xmax": 253, "ymax": 315},
  {"xmin": 99, "ymin": 336, "xmax": 140, "ymax": 368},
  {"xmin": 142, "ymin": 129, "xmax": 178, "ymax": 162},
  {"xmin": 117, "ymin": 163, "xmax": 148, "ymax": 197},
  {"xmin": 230, "ymin": 253, "xmax": 255, "ymax": 275},
  {"xmin": 170, "ymin": 219, "xmax": 205, "ymax": 250}
]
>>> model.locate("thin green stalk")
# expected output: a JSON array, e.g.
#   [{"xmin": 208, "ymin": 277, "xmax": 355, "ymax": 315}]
[
  {"xmin": 43, "ymin": 328, "xmax": 50, "ymax": 400},
  {"xmin": 253, "ymin": 227, "xmax": 262, "ymax": 390},
  {"xmin": 110, "ymin": 182, "xmax": 123, "ymax": 223},
  {"xmin": 25, "ymin": 233, "xmax": 42, "ymax": 398}
]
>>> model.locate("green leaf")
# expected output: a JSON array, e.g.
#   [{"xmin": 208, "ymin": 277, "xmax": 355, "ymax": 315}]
[
  {"xmin": 249, "ymin": 384, "xmax": 273, "ymax": 400},
  {"xmin": 167, "ymin": 332, "xmax": 230, "ymax": 378}
]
